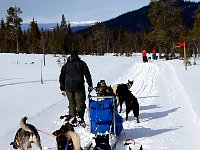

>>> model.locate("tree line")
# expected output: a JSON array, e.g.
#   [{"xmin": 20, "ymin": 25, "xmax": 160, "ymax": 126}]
[
  {"xmin": 0, "ymin": 0, "xmax": 200, "ymax": 59},
  {"xmin": 146, "ymin": 0, "xmax": 200, "ymax": 59}
]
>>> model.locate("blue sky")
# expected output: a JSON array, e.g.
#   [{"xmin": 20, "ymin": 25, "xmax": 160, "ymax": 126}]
[
  {"xmin": 0, "ymin": 0, "xmax": 199, "ymax": 24},
  {"xmin": 1, "ymin": 0, "xmax": 149, "ymax": 23}
]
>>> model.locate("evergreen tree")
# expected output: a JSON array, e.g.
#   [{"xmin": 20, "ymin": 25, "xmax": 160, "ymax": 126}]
[
  {"xmin": 4, "ymin": 21, "xmax": 13, "ymax": 52},
  {"xmin": 6, "ymin": 6, "xmax": 23, "ymax": 53},
  {"xmin": 28, "ymin": 18, "xmax": 41, "ymax": 53},
  {"xmin": 192, "ymin": 6, "xmax": 200, "ymax": 40},
  {"xmin": 20, "ymin": 30, "xmax": 28, "ymax": 53},
  {"xmin": 59, "ymin": 14, "xmax": 68, "ymax": 54},
  {"xmin": 64, "ymin": 21, "xmax": 73, "ymax": 54},
  {"xmin": 0, "ymin": 19, "xmax": 5, "ymax": 52},
  {"xmin": 147, "ymin": 0, "xmax": 185, "ymax": 59},
  {"xmin": 112, "ymin": 27, "xmax": 128, "ymax": 55},
  {"xmin": 60, "ymin": 14, "xmax": 67, "ymax": 30},
  {"xmin": 90, "ymin": 22, "xmax": 108, "ymax": 55},
  {"xmin": 48, "ymin": 28, "xmax": 59, "ymax": 54},
  {"xmin": 191, "ymin": 6, "xmax": 200, "ymax": 57},
  {"xmin": 47, "ymin": 23, "xmax": 62, "ymax": 54}
]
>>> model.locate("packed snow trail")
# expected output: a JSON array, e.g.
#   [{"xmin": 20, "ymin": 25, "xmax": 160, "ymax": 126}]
[
  {"xmin": 1, "ymin": 54, "xmax": 200, "ymax": 150},
  {"xmin": 116, "ymin": 61, "xmax": 200, "ymax": 150}
]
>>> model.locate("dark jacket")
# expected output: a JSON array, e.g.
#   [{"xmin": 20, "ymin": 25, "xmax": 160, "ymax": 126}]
[{"xmin": 59, "ymin": 56, "xmax": 92, "ymax": 91}]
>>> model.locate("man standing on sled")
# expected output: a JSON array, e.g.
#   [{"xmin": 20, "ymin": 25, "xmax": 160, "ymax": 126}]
[{"xmin": 59, "ymin": 50, "xmax": 93, "ymax": 127}]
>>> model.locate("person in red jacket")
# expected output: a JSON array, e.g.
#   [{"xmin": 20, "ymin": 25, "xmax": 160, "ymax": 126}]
[
  {"xmin": 142, "ymin": 49, "xmax": 147, "ymax": 62},
  {"xmin": 152, "ymin": 48, "xmax": 156, "ymax": 60}
]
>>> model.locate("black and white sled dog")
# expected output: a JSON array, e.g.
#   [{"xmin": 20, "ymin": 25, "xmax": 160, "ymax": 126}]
[
  {"xmin": 52, "ymin": 118, "xmax": 82, "ymax": 150},
  {"xmin": 93, "ymin": 134, "xmax": 111, "ymax": 150},
  {"xmin": 10, "ymin": 116, "xmax": 42, "ymax": 150},
  {"xmin": 112, "ymin": 80, "xmax": 134, "ymax": 112}
]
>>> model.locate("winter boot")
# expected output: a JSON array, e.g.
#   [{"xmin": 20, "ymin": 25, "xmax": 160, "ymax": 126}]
[
  {"xmin": 77, "ymin": 112, "xmax": 86, "ymax": 128},
  {"xmin": 79, "ymin": 119, "xmax": 86, "ymax": 128},
  {"xmin": 60, "ymin": 115, "xmax": 78, "ymax": 126},
  {"xmin": 70, "ymin": 117, "xmax": 78, "ymax": 127},
  {"xmin": 60, "ymin": 114, "xmax": 72, "ymax": 121}
]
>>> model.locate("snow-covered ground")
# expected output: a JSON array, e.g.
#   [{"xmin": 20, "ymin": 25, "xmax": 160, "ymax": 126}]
[{"xmin": 0, "ymin": 53, "xmax": 200, "ymax": 150}]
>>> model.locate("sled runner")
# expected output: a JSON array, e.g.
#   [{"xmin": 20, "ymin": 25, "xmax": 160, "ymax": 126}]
[{"xmin": 87, "ymin": 95, "xmax": 123, "ymax": 150}]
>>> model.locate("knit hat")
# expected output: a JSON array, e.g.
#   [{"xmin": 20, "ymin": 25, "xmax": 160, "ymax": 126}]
[{"xmin": 70, "ymin": 50, "xmax": 78, "ymax": 58}]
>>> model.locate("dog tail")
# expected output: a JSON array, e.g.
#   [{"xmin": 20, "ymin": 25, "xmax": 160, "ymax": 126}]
[
  {"xmin": 65, "ymin": 131, "xmax": 81, "ymax": 150},
  {"xmin": 20, "ymin": 116, "xmax": 33, "ymax": 133}
]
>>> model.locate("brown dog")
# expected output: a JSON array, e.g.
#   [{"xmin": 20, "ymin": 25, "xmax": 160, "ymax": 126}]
[
  {"xmin": 52, "ymin": 119, "xmax": 82, "ymax": 150},
  {"xmin": 95, "ymin": 80, "xmax": 114, "ymax": 97}
]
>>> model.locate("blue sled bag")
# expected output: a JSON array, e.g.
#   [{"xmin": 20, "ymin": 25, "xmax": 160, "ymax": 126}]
[
  {"xmin": 90, "ymin": 99, "xmax": 113, "ymax": 134},
  {"xmin": 90, "ymin": 98, "xmax": 123, "ymax": 136}
]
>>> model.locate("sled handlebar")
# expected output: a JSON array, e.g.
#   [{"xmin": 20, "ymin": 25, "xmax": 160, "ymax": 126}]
[{"xmin": 88, "ymin": 95, "xmax": 114, "ymax": 99}]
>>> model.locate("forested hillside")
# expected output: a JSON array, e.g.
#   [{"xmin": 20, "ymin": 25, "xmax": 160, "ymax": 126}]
[
  {"xmin": 0, "ymin": 0, "xmax": 200, "ymax": 58},
  {"xmin": 102, "ymin": 1, "xmax": 199, "ymax": 32}
]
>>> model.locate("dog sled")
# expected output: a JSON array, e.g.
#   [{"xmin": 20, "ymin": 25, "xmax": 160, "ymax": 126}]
[{"xmin": 85, "ymin": 95, "xmax": 123, "ymax": 150}]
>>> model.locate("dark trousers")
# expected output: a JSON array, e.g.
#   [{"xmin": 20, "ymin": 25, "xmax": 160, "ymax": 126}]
[
  {"xmin": 65, "ymin": 90, "xmax": 86, "ymax": 119},
  {"xmin": 142, "ymin": 56, "xmax": 148, "ymax": 62},
  {"xmin": 152, "ymin": 53, "xmax": 156, "ymax": 60}
]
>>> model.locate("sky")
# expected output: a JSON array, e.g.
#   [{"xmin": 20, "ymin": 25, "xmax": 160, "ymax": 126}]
[
  {"xmin": 0, "ymin": 0, "xmax": 151, "ymax": 24},
  {"xmin": 1, "ymin": 0, "xmax": 199, "ymax": 24},
  {"xmin": 0, "ymin": 53, "xmax": 200, "ymax": 149}
]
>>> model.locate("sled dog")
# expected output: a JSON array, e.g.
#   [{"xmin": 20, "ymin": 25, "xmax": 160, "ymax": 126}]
[
  {"xmin": 93, "ymin": 134, "xmax": 111, "ymax": 150},
  {"xmin": 95, "ymin": 80, "xmax": 114, "ymax": 97},
  {"xmin": 10, "ymin": 116, "xmax": 42, "ymax": 150},
  {"xmin": 52, "ymin": 118, "xmax": 82, "ymax": 150},
  {"xmin": 125, "ymin": 90, "xmax": 140, "ymax": 123},
  {"xmin": 112, "ymin": 80, "xmax": 134, "ymax": 110}
]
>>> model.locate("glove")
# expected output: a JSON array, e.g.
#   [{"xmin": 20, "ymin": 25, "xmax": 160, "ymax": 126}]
[
  {"xmin": 88, "ymin": 86, "xmax": 93, "ymax": 93},
  {"xmin": 61, "ymin": 91, "xmax": 66, "ymax": 97}
]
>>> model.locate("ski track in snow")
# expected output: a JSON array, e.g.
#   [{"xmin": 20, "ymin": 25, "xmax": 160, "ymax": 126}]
[
  {"xmin": 115, "ymin": 62, "xmax": 159, "ymax": 150},
  {"xmin": 2, "ymin": 58, "xmax": 200, "ymax": 150},
  {"xmin": 115, "ymin": 61, "xmax": 200, "ymax": 150}
]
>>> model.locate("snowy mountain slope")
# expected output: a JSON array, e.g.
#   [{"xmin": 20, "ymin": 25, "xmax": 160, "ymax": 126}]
[{"xmin": 0, "ymin": 53, "xmax": 200, "ymax": 150}]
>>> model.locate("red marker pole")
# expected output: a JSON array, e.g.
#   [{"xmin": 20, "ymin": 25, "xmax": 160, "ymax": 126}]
[{"xmin": 178, "ymin": 42, "xmax": 187, "ymax": 70}]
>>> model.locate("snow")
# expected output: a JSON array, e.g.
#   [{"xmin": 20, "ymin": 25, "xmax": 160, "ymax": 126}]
[{"xmin": 0, "ymin": 53, "xmax": 200, "ymax": 150}]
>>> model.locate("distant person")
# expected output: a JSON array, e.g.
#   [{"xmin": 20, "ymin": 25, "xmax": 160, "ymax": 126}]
[
  {"xmin": 59, "ymin": 50, "xmax": 93, "ymax": 127},
  {"xmin": 152, "ymin": 48, "xmax": 156, "ymax": 60},
  {"xmin": 142, "ymin": 49, "xmax": 148, "ymax": 62}
]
